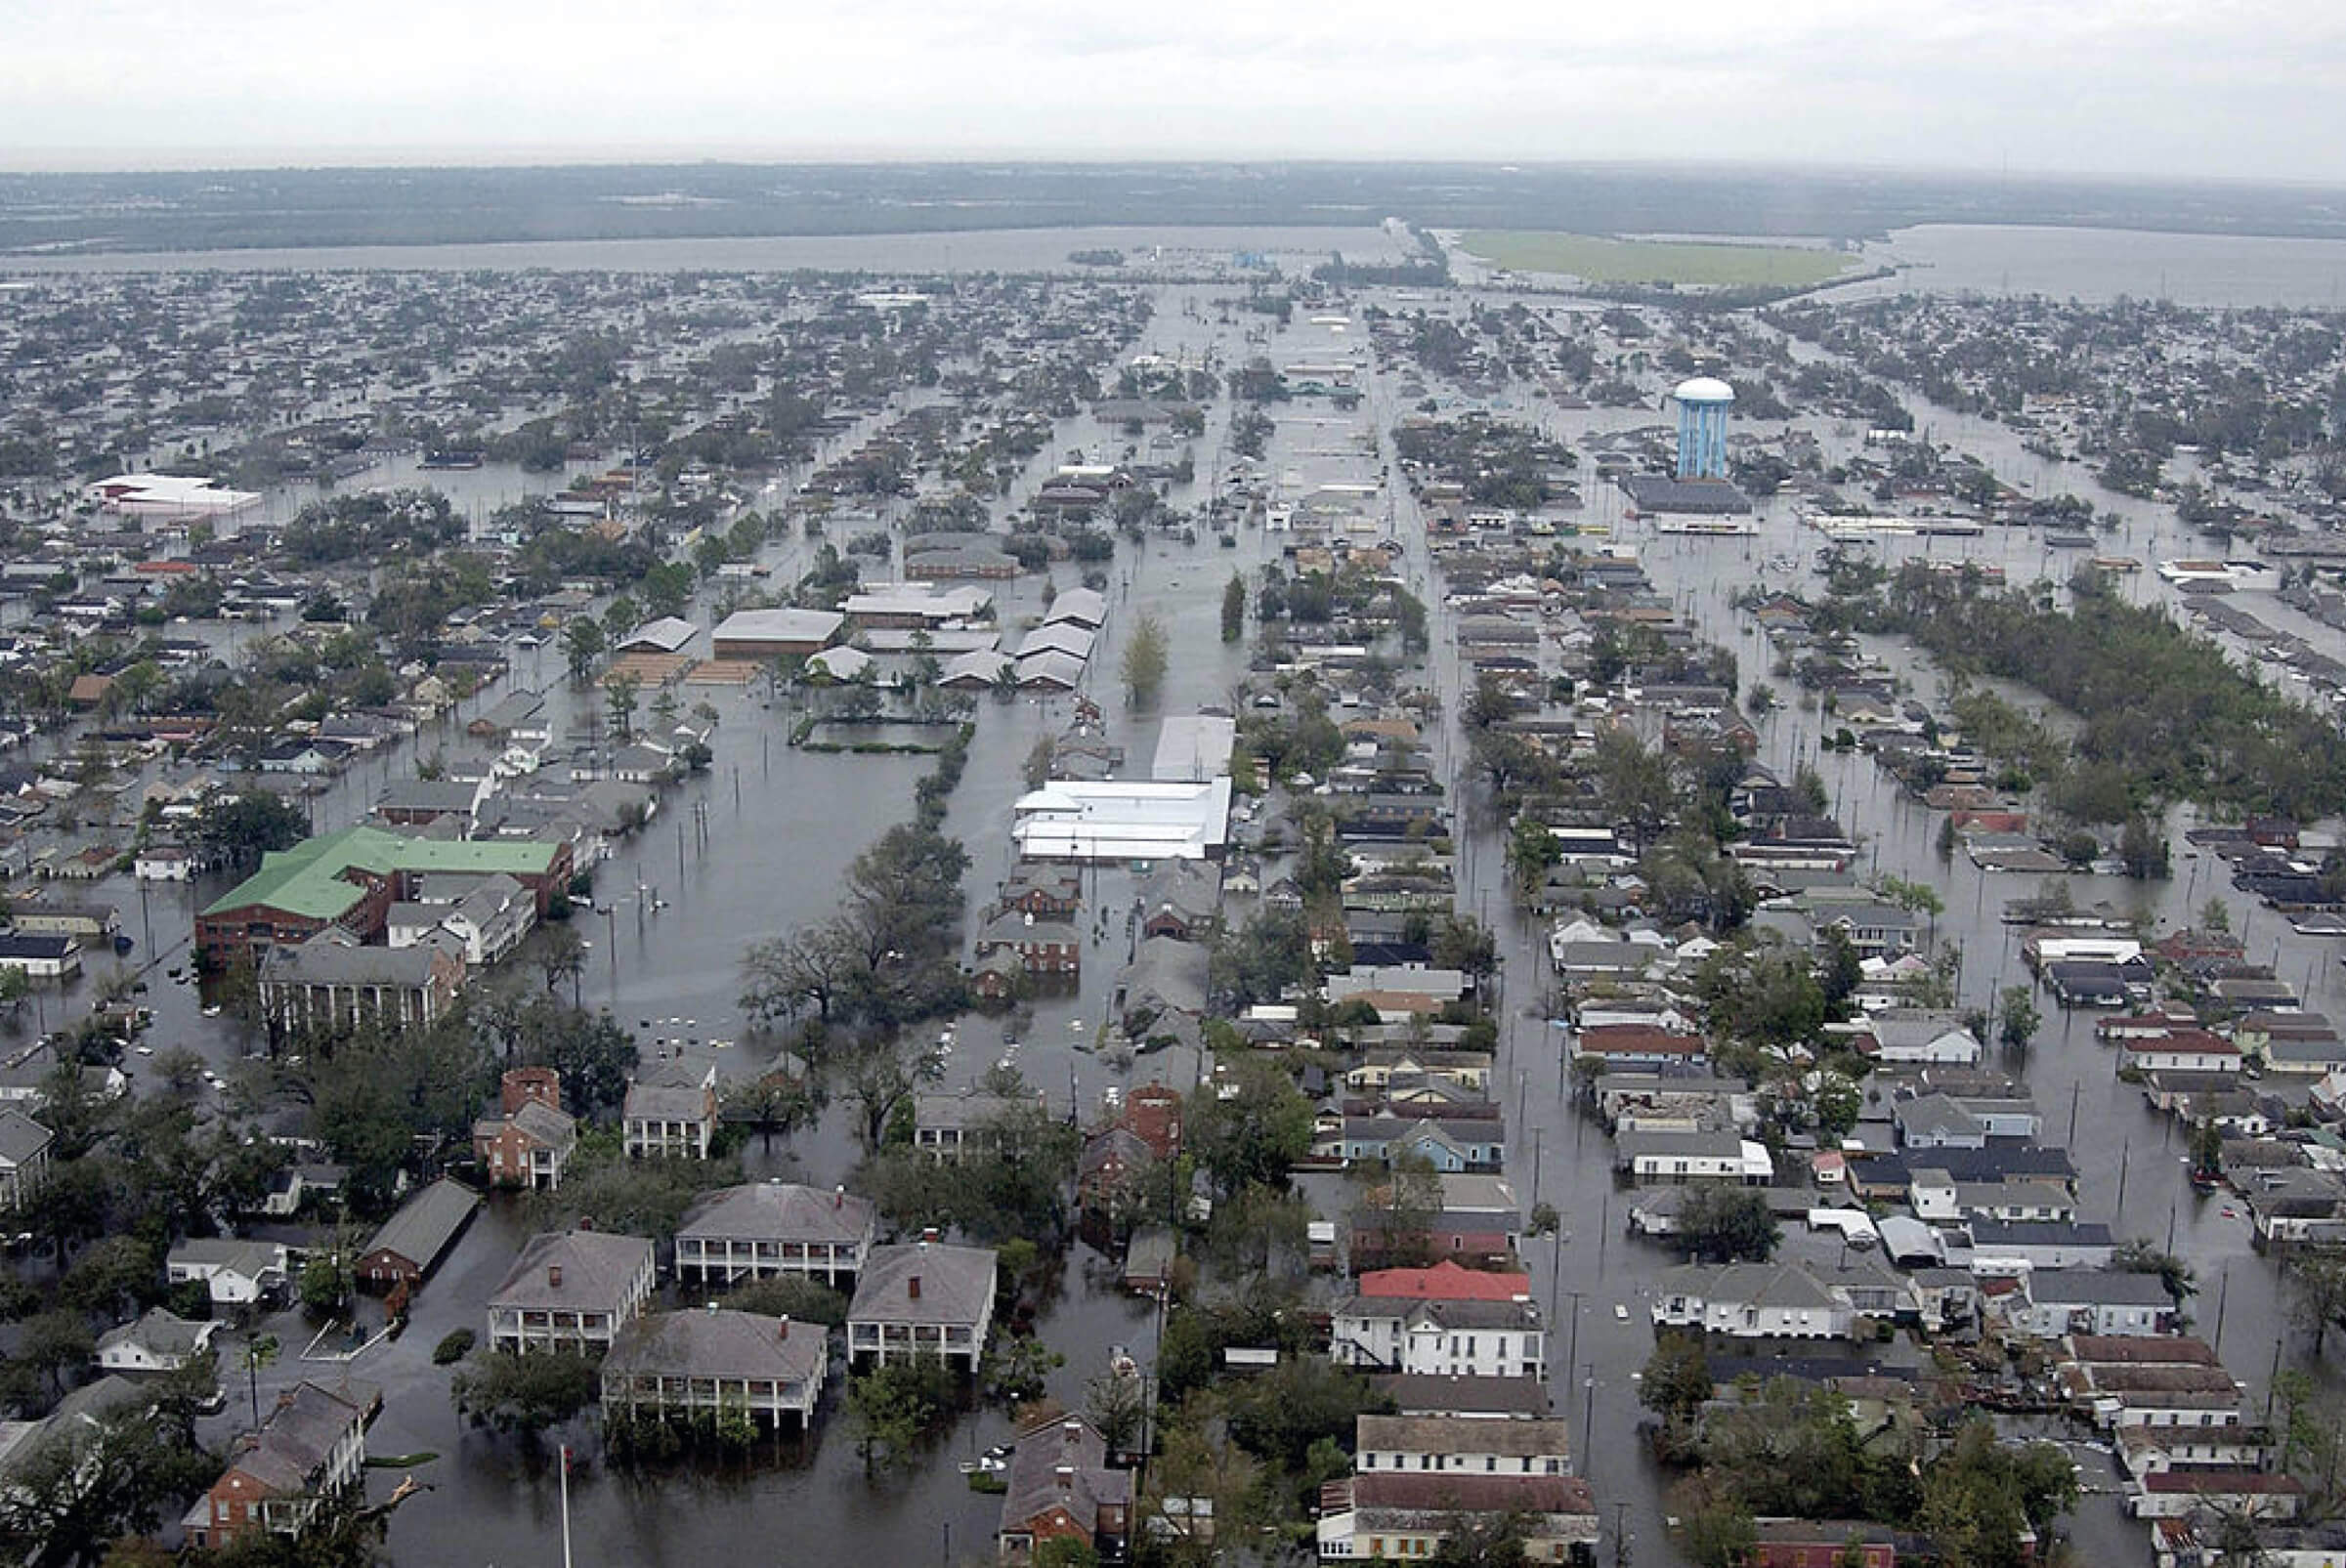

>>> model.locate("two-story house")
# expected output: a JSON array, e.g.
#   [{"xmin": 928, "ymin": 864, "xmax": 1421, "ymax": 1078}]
[
  {"xmin": 996, "ymin": 1415, "xmax": 1132, "ymax": 1565},
  {"xmin": 487, "ymin": 1231, "xmax": 656, "ymax": 1353},
  {"xmin": 1352, "ymin": 1413, "xmax": 1573, "ymax": 1477},
  {"xmin": 472, "ymin": 1068, "xmax": 577, "ymax": 1190},
  {"xmin": 1331, "ymin": 1264, "xmax": 1545, "ymax": 1380},
  {"xmin": 846, "ymin": 1239, "xmax": 996, "ymax": 1371},
  {"xmin": 1651, "ymin": 1262, "xmax": 1858, "ymax": 1341},
  {"xmin": 675, "ymin": 1182, "xmax": 878, "ymax": 1289},
  {"xmin": 600, "ymin": 1308, "xmax": 829, "ymax": 1432},
  {"xmin": 184, "ymin": 1380, "xmax": 377, "ymax": 1550},
  {"xmin": 622, "ymin": 1066, "xmax": 717, "ymax": 1160}
]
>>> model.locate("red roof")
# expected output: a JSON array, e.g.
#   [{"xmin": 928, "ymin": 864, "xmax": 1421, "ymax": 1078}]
[
  {"xmin": 133, "ymin": 560, "xmax": 197, "ymax": 574},
  {"xmin": 1576, "ymin": 1024, "xmax": 1705, "ymax": 1056},
  {"xmin": 1357, "ymin": 1260, "xmax": 1528, "ymax": 1302}
]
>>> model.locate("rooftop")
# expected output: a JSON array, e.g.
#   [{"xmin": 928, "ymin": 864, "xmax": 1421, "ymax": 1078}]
[{"xmin": 203, "ymin": 824, "xmax": 562, "ymax": 921}]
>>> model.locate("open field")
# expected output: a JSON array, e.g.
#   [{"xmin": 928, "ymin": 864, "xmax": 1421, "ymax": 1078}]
[{"xmin": 1461, "ymin": 230, "xmax": 1859, "ymax": 287}]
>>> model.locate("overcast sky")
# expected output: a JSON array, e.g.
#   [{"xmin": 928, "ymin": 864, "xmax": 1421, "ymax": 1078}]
[{"xmin": 6, "ymin": 0, "xmax": 2344, "ymax": 182}]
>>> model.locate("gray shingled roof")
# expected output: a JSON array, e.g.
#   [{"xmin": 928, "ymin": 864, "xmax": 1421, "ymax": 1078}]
[
  {"xmin": 677, "ymin": 1182, "xmax": 877, "ymax": 1248},
  {"xmin": 0, "ymin": 1109, "xmax": 52, "ymax": 1166},
  {"xmin": 491, "ymin": 1231, "xmax": 654, "ymax": 1313},
  {"xmin": 849, "ymin": 1241, "xmax": 994, "ymax": 1327},
  {"xmin": 602, "ymin": 1308, "xmax": 825, "ymax": 1384},
  {"xmin": 363, "ymin": 1177, "xmax": 480, "ymax": 1270}
]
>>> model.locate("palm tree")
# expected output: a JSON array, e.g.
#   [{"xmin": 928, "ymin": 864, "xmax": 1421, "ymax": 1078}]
[{"xmin": 240, "ymin": 1334, "xmax": 280, "ymax": 1432}]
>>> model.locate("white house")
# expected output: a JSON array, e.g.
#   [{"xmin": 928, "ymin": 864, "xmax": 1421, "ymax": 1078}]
[
  {"xmin": 134, "ymin": 845, "xmax": 196, "ymax": 882},
  {"xmin": 1331, "ymin": 1283, "xmax": 1546, "ymax": 1381},
  {"xmin": 97, "ymin": 1307, "xmax": 222, "ymax": 1373},
  {"xmin": 1866, "ymin": 1010, "xmax": 1983, "ymax": 1066},
  {"xmin": 0, "ymin": 1109, "xmax": 54, "ymax": 1208},
  {"xmin": 2002, "ymin": 1270, "xmax": 2179, "ymax": 1338},
  {"xmin": 1613, "ymin": 1130, "xmax": 1772, "ymax": 1186},
  {"xmin": 1651, "ymin": 1262, "xmax": 1857, "ymax": 1340},
  {"xmin": 1353, "ymin": 1414, "xmax": 1573, "ymax": 1477},
  {"xmin": 2119, "ymin": 1031, "xmax": 2241, "ymax": 1076},
  {"xmin": 167, "ymin": 1239, "xmax": 289, "ymax": 1307}
]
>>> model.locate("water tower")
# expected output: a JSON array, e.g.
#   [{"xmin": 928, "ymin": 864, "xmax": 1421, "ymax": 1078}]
[{"xmin": 1672, "ymin": 376, "xmax": 1735, "ymax": 480}]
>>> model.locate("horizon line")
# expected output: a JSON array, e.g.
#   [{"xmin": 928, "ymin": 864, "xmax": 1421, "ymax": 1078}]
[{"xmin": 3, "ymin": 148, "xmax": 2342, "ymax": 194}]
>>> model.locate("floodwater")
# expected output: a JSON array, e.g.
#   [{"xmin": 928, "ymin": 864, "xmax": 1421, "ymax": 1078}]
[
  {"xmin": 0, "ymin": 226, "xmax": 1408, "ymax": 276},
  {"xmin": 20, "ymin": 217, "xmax": 2346, "ymax": 311},
  {"xmin": 1841, "ymin": 223, "xmax": 2346, "ymax": 309},
  {"xmin": 64, "ymin": 260, "xmax": 2346, "ymax": 1567}
]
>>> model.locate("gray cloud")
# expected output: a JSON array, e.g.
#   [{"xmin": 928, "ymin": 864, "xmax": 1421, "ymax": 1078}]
[{"xmin": 0, "ymin": 0, "xmax": 2340, "ymax": 178}]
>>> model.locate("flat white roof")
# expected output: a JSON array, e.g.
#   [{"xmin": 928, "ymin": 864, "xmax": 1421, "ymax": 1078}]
[
  {"xmin": 87, "ymin": 474, "xmax": 260, "ymax": 515},
  {"xmin": 1012, "ymin": 778, "xmax": 1232, "ymax": 863},
  {"xmin": 1152, "ymin": 715, "xmax": 1236, "ymax": 784},
  {"xmin": 711, "ymin": 608, "xmax": 843, "ymax": 645}
]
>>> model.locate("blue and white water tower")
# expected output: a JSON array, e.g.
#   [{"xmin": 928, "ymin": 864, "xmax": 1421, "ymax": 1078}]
[{"xmin": 1672, "ymin": 376, "xmax": 1735, "ymax": 480}]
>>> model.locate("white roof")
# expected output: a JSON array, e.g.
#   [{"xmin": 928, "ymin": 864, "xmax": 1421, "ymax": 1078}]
[
  {"xmin": 86, "ymin": 473, "xmax": 261, "ymax": 515},
  {"xmin": 1012, "ymin": 778, "xmax": 1232, "ymax": 863},
  {"xmin": 842, "ymin": 584, "xmax": 993, "ymax": 621},
  {"xmin": 1672, "ymin": 376, "xmax": 1735, "ymax": 404},
  {"xmin": 1151, "ymin": 715, "xmax": 1236, "ymax": 784},
  {"xmin": 711, "ymin": 608, "xmax": 843, "ymax": 646}
]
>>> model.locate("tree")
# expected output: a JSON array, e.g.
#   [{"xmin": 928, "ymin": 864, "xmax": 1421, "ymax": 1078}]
[
  {"xmin": 59, "ymin": 1235, "xmax": 157, "ymax": 1321},
  {"xmin": 720, "ymin": 1275, "xmax": 849, "ymax": 1328},
  {"xmin": 20, "ymin": 1309, "xmax": 96, "ymax": 1400},
  {"xmin": 1428, "ymin": 1511, "xmax": 1531, "ymax": 1568},
  {"xmin": 236, "ymin": 1333, "xmax": 280, "ymax": 1431},
  {"xmin": 450, "ymin": 1348, "xmax": 603, "ymax": 1434},
  {"xmin": 1508, "ymin": 817, "xmax": 1560, "ymax": 896},
  {"xmin": 485, "ymin": 996, "xmax": 638, "ymax": 1120},
  {"xmin": 740, "ymin": 927, "xmax": 853, "ymax": 1029},
  {"xmin": 1122, "ymin": 613, "xmax": 1169, "ymax": 708},
  {"xmin": 1641, "ymin": 1332, "xmax": 1713, "ymax": 1431},
  {"xmin": 0, "ymin": 1398, "xmax": 218, "ymax": 1568},
  {"xmin": 602, "ymin": 672, "xmax": 641, "ymax": 742},
  {"xmin": 299, "ymin": 1241, "xmax": 356, "ymax": 1317},
  {"xmin": 194, "ymin": 788, "xmax": 310, "ymax": 873},
  {"xmin": 717, "ymin": 1073, "xmax": 820, "ymax": 1152},
  {"xmin": 1431, "ymin": 916, "xmax": 1499, "ymax": 984},
  {"xmin": 1678, "ymin": 1186, "xmax": 1780, "ymax": 1264},
  {"xmin": 1996, "ymin": 985, "xmax": 2041, "ymax": 1058},
  {"xmin": 535, "ymin": 924, "xmax": 588, "ymax": 1004},
  {"xmin": 1023, "ymin": 735, "xmax": 1056, "ymax": 790},
  {"xmin": 562, "ymin": 617, "xmax": 607, "ymax": 683},
  {"xmin": 1353, "ymin": 1153, "xmax": 1444, "ymax": 1268},
  {"xmin": 847, "ymin": 1354, "xmax": 954, "ymax": 1473},
  {"xmin": 2288, "ymin": 1250, "xmax": 2346, "ymax": 1356},
  {"xmin": 1916, "ymin": 1417, "xmax": 2076, "ymax": 1568},
  {"xmin": 1087, "ymin": 1371, "xmax": 1147, "ymax": 1459},
  {"xmin": 1035, "ymin": 1541, "xmax": 1102, "ymax": 1568},
  {"xmin": 982, "ymin": 1334, "xmax": 1063, "ymax": 1407},
  {"xmin": 533, "ymin": 1134, "xmax": 735, "ymax": 1237},
  {"xmin": 1221, "ymin": 573, "xmax": 1247, "ymax": 643},
  {"xmin": 1189, "ymin": 1062, "xmax": 1312, "ymax": 1197},
  {"xmin": 1683, "ymin": 1495, "xmax": 1759, "ymax": 1568}
]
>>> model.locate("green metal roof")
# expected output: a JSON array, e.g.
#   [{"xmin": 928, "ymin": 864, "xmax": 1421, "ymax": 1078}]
[{"xmin": 202, "ymin": 825, "xmax": 560, "ymax": 920}]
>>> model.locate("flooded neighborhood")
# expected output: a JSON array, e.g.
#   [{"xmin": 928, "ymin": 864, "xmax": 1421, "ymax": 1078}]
[{"xmin": 2, "ymin": 183, "xmax": 2346, "ymax": 1568}]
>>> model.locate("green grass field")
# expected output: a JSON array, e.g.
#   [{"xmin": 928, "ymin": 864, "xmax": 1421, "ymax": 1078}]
[{"xmin": 1461, "ymin": 232, "xmax": 1858, "ymax": 288}]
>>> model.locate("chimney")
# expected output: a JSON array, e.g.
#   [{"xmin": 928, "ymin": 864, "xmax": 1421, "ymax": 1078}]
[
  {"xmin": 548, "ymin": 1264, "xmax": 563, "ymax": 1289},
  {"xmin": 778, "ymin": 1315, "xmax": 789, "ymax": 1340},
  {"xmin": 834, "ymin": 1185, "xmax": 844, "ymax": 1210},
  {"xmin": 920, "ymin": 1226, "xmax": 939, "ymax": 1246},
  {"xmin": 908, "ymin": 1274, "xmax": 921, "ymax": 1300}
]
